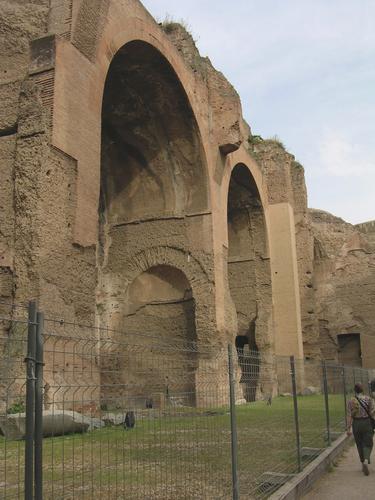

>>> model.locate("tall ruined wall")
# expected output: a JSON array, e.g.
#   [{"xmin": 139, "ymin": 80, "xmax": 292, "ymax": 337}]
[
  {"xmin": 248, "ymin": 137, "xmax": 375, "ymax": 368},
  {"xmin": 0, "ymin": 0, "xmax": 49, "ymax": 305},
  {"xmin": 309, "ymin": 211, "xmax": 375, "ymax": 367},
  {"xmin": 247, "ymin": 139, "xmax": 304, "ymax": 358},
  {"xmin": 0, "ymin": 0, "xmax": 99, "ymax": 322},
  {"xmin": 2, "ymin": 0, "xmax": 371, "ymax": 376},
  {"xmin": 288, "ymin": 161, "xmax": 319, "ymax": 358},
  {"xmin": 0, "ymin": 0, "xmax": 307, "ymax": 407}
]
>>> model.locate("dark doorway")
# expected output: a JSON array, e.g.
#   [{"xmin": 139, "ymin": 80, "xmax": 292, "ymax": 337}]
[
  {"xmin": 235, "ymin": 331, "xmax": 259, "ymax": 402},
  {"xmin": 337, "ymin": 333, "xmax": 362, "ymax": 367},
  {"xmin": 227, "ymin": 164, "xmax": 266, "ymax": 402}
]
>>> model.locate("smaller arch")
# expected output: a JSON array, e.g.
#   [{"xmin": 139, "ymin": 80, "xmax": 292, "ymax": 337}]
[
  {"xmin": 100, "ymin": 262, "xmax": 199, "ymax": 408},
  {"xmin": 221, "ymin": 145, "xmax": 269, "ymax": 215},
  {"xmin": 225, "ymin": 160, "xmax": 273, "ymax": 402},
  {"xmin": 97, "ymin": 245, "xmax": 217, "ymax": 353},
  {"xmin": 219, "ymin": 147, "xmax": 270, "ymax": 257},
  {"xmin": 122, "ymin": 246, "xmax": 213, "ymax": 299},
  {"xmin": 124, "ymin": 265, "xmax": 195, "ymax": 337}
]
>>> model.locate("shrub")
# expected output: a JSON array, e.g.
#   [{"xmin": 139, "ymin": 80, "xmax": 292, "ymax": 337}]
[{"xmin": 7, "ymin": 400, "xmax": 25, "ymax": 415}]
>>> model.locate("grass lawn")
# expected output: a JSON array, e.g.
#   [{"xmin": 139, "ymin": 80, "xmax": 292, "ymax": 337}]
[{"xmin": 0, "ymin": 394, "xmax": 347, "ymax": 499}]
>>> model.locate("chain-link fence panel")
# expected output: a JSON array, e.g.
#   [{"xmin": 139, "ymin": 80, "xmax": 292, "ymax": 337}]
[
  {"xmin": 40, "ymin": 317, "xmax": 233, "ymax": 499},
  {"xmin": 0, "ymin": 301, "xmax": 30, "ymax": 499},
  {"xmin": 2, "ymin": 303, "xmax": 375, "ymax": 499}
]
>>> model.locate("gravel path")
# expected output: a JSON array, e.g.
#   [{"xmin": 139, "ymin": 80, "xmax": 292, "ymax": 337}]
[{"xmin": 303, "ymin": 444, "xmax": 375, "ymax": 499}]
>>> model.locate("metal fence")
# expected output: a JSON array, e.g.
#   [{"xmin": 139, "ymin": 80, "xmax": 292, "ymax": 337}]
[{"xmin": 1, "ymin": 301, "xmax": 374, "ymax": 499}]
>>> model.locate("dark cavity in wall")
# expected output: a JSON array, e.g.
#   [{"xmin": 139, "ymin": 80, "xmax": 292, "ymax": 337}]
[
  {"xmin": 97, "ymin": 41, "xmax": 208, "ymax": 407},
  {"xmin": 227, "ymin": 164, "xmax": 266, "ymax": 402},
  {"xmin": 338, "ymin": 333, "xmax": 362, "ymax": 367},
  {"xmin": 99, "ymin": 40, "xmax": 208, "ymax": 228}
]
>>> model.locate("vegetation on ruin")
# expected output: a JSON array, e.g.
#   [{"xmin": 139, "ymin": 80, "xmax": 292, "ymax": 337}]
[
  {"xmin": 247, "ymin": 134, "xmax": 264, "ymax": 146},
  {"xmin": 264, "ymin": 135, "xmax": 287, "ymax": 151},
  {"xmin": 248, "ymin": 134, "xmax": 287, "ymax": 152},
  {"xmin": 159, "ymin": 15, "xmax": 192, "ymax": 35},
  {"xmin": 6, "ymin": 400, "xmax": 25, "ymax": 415}
]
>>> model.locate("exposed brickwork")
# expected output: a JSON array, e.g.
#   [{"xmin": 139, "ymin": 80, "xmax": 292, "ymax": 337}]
[{"xmin": 2, "ymin": 0, "xmax": 372, "ymax": 409}]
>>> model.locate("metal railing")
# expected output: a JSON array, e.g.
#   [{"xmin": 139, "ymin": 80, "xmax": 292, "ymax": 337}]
[{"xmin": 1, "ymin": 300, "xmax": 374, "ymax": 499}]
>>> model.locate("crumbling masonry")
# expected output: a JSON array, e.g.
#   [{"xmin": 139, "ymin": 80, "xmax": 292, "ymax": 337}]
[{"xmin": 0, "ymin": 0, "xmax": 374, "ymax": 405}]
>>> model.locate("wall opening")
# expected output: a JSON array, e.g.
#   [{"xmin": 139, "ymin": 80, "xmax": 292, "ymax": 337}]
[
  {"xmin": 124, "ymin": 265, "xmax": 197, "ymax": 406},
  {"xmin": 227, "ymin": 164, "xmax": 268, "ymax": 402},
  {"xmin": 97, "ymin": 41, "xmax": 207, "ymax": 407},
  {"xmin": 100, "ymin": 264, "xmax": 198, "ymax": 408},
  {"xmin": 338, "ymin": 333, "xmax": 362, "ymax": 367},
  {"xmin": 99, "ymin": 40, "xmax": 208, "ymax": 230},
  {"xmin": 235, "ymin": 333, "xmax": 259, "ymax": 402}
]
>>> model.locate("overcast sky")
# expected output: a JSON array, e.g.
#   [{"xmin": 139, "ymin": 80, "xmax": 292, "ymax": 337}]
[{"xmin": 142, "ymin": 0, "xmax": 374, "ymax": 224}]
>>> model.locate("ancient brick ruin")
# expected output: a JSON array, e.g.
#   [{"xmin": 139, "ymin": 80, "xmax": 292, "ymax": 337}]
[{"xmin": 0, "ymin": 0, "xmax": 374, "ymax": 405}]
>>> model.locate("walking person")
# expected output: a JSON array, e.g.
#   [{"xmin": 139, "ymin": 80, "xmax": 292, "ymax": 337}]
[{"xmin": 347, "ymin": 383, "xmax": 375, "ymax": 476}]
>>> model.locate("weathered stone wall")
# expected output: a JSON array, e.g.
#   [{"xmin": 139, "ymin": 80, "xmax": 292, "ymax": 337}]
[
  {"xmin": 289, "ymin": 161, "xmax": 319, "ymax": 358},
  {"xmin": 0, "ymin": 0, "xmax": 318, "ymax": 408},
  {"xmin": 247, "ymin": 139, "xmax": 304, "ymax": 359},
  {"xmin": 308, "ymin": 211, "xmax": 375, "ymax": 368},
  {"xmin": 247, "ymin": 137, "xmax": 375, "ymax": 368},
  {"xmin": 0, "ymin": 0, "xmax": 49, "ymax": 305}
]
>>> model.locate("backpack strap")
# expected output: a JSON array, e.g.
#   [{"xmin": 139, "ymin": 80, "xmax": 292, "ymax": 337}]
[{"xmin": 355, "ymin": 396, "xmax": 372, "ymax": 418}]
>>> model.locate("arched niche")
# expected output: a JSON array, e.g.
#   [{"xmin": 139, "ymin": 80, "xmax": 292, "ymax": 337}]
[
  {"xmin": 101, "ymin": 264, "xmax": 198, "ymax": 408},
  {"xmin": 227, "ymin": 164, "xmax": 271, "ymax": 401},
  {"xmin": 123, "ymin": 265, "xmax": 196, "ymax": 346},
  {"xmin": 50, "ymin": 11, "xmax": 213, "ymax": 246},
  {"xmin": 99, "ymin": 40, "xmax": 208, "ymax": 227},
  {"xmin": 95, "ymin": 39, "xmax": 211, "ymax": 409}
]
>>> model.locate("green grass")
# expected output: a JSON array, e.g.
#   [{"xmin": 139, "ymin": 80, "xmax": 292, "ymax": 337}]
[{"xmin": 0, "ymin": 395, "xmax": 346, "ymax": 499}]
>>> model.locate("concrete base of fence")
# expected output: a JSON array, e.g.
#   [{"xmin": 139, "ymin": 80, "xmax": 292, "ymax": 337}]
[
  {"xmin": 269, "ymin": 433, "xmax": 352, "ymax": 500},
  {"xmin": 0, "ymin": 410, "xmax": 104, "ymax": 440}
]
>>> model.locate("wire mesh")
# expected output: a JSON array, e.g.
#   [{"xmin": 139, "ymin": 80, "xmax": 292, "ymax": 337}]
[
  {"xmin": 0, "ymin": 301, "xmax": 29, "ymax": 499},
  {"xmin": 238, "ymin": 355, "xmax": 300, "ymax": 499},
  {"xmin": 1, "ymin": 303, "xmax": 375, "ymax": 499},
  {"xmin": 40, "ymin": 318, "xmax": 232, "ymax": 499}
]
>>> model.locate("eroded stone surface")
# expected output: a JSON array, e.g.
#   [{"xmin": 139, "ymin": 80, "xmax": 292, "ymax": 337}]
[{"xmin": 0, "ymin": 0, "xmax": 373, "ymax": 415}]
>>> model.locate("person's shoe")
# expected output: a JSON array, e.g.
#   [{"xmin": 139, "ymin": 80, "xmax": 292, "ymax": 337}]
[{"xmin": 362, "ymin": 460, "xmax": 370, "ymax": 476}]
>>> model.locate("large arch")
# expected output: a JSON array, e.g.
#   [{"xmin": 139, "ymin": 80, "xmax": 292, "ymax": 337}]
[
  {"xmin": 100, "ymin": 264, "xmax": 198, "ymax": 407},
  {"xmin": 99, "ymin": 40, "xmax": 208, "ymax": 225},
  {"xmin": 51, "ymin": 14, "xmax": 212, "ymax": 246},
  {"xmin": 225, "ymin": 162, "xmax": 273, "ymax": 400},
  {"xmin": 94, "ymin": 34, "xmax": 214, "ymax": 407},
  {"xmin": 96, "ymin": 35, "xmax": 211, "ymax": 328}
]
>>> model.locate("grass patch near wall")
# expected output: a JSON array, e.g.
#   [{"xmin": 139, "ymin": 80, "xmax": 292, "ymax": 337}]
[{"xmin": 1, "ymin": 395, "xmax": 346, "ymax": 499}]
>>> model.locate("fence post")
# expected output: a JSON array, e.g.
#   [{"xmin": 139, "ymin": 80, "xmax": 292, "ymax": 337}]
[
  {"xmin": 25, "ymin": 301, "xmax": 37, "ymax": 500},
  {"xmin": 322, "ymin": 360, "xmax": 331, "ymax": 446},
  {"xmin": 342, "ymin": 366, "xmax": 347, "ymax": 432},
  {"xmin": 290, "ymin": 356, "xmax": 302, "ymax": 472},
  {"xmin": 228, "ymin": 344, "xmax": 239, "ymax": 500},
  {"xmin": 35, "ymin": 311, "xmax": 44, "ymax": 500}
]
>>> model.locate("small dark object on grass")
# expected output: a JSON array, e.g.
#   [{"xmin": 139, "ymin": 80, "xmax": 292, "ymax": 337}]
[
  {"xmin": 266, "ymin": 395, "xmax": 272, "ymax": 406},
  {"xmin": 124, "ymin": 411, "xmax": 135, "ymax": 430}
]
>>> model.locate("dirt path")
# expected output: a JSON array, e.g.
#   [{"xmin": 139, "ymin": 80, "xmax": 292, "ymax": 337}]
[{"xmin": 303, "ymin": 444, "xmax": 375, "ymax": 499}]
